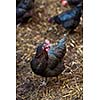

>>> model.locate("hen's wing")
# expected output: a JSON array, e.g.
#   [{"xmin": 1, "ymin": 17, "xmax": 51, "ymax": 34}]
[
  {"xmin": 43, "ymin": 61, "xmax": 65, "ymax": 77},
  {"xmin": 57, "ymin": 9, "xmax": 77, "ymax": 22}
]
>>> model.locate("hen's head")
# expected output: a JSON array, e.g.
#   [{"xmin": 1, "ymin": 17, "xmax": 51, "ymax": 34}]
[
  {"xmin": 42, "ymin": 39, "xmax": 51, "ymax": 52},
  {"xmin": 60, "ymin": 0, "xmax": 68, "ymax": 7},
  {"xmin": 48, "ymin": 17, "xmax": 54, "ymax": 23},
  {"xmin": 35, "ymin": 39, "xmax": 51, "ymax": 58}
]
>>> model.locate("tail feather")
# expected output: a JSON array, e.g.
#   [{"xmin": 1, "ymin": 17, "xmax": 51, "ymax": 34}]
[
  {"xmin": 48, "ymin": 34, "xmax": 67, "ymax": 59},
  {"xmin": 57, "ymin": 34, "xmax": 67, "ymax": 47},
  {"xmin": 53, "ymin": 34, "xmax": 67, "ymax": 59}
]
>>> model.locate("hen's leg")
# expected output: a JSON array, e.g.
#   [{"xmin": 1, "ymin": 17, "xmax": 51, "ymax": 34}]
[
  {"xmin": 63, "ymin": 29, "xmax": 73, "ymax": 35},
  {"xmin": 40, "ymin": 77, "xmax": 47, "ymax": 86},
  {"xmin": 42, "ymin": 77, "xmax": 47, "ymax": 86},
  {"xmin": 55, "ymin": 76, "xmax": 60, "ymax": 84},
  {"xmin": 16, "ymin": 23, "xmax": 21, "ymax": 28},
  {"xmin": 69, "ymin": 29, "xmax": 74, "ymax": 34}
]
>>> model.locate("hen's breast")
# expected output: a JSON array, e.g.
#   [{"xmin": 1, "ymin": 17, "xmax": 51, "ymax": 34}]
[{"xmin": 31, "ymin": 56, "xmax": 48, "ymax": 76}]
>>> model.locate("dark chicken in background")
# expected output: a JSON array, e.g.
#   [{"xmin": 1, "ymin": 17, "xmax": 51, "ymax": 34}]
[
  {"xmin": 48, "ymin": 3, "xmax": 83, "ymax": 34},
  {"xmin": 31, "ymin": 34, "xmax": 67, "ymax": 84},
  {"xmin": 16, "ymin": 0, "xmax": 35, "ymax": 25},
  {"xmin": 61, "ymin": 0, "xmax": 83, "ymax": 7}
]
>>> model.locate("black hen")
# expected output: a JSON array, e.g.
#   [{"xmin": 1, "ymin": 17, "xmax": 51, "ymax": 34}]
[
  {"xmin": 48, "ymin": 3, "xmax": 82, "ymax": 34},
  {"xmin": 16, "ymin": 0, "xmax": 35, "ymax": 25},
  {"xmin": 61, "ymin": 0, "xmax": 82, "ymax": 7},
  {"xmin": 31, "ymin": 34, "xmax": 66, "ymax": 81}
]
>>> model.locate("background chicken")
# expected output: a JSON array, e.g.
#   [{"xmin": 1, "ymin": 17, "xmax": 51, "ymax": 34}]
[
  {"xmin": 48, "ymin": 3, "xmax": 82, "ymax": 34},
  {"xmin": 16, "ymin": 0, "xmax": 35, "ymax": 25},
  {"xmin": 31, "ymin": 34, "xmax": 67, "ymax": 84},
  {"xmin": 61, "ymin": 0, "xmax": 83, "ymax": 7}
]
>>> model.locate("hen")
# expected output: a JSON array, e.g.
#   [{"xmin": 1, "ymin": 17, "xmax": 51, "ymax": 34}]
[
  {"xmin": 61, "ymin": 0, "xmax": 82, "ymax": 7},
  {"xmin": 31, "ymin": 34, "xmax": 67, "ymax": 84},
  {"xmin": 16, "ymin": 0, "xmax": 35, "ymax": 25},
  {"xmin": 48, "ymin": 3, "xmax": 82, "ymax": 34}
]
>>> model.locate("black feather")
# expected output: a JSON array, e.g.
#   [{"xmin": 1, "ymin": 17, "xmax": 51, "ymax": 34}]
[{"xmin": 67, "ymin": 0, "xmax": 82, "ymax": 7}]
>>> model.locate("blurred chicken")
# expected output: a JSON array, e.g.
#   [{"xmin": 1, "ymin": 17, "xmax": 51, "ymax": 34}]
[
  {"xmin": 61, "ymin": 0, "xmax": 82, "ymax": 7},
  {"xmin": 31, "ymin": 34, "xmax": 67, "ymax": 84},
  {"xmin": 48, "ymin": 3, "xmax": 82, "ymax": 34},
  {"xmin": 16, "ymin": 0, "xmax": 35, "ymax": 25}
]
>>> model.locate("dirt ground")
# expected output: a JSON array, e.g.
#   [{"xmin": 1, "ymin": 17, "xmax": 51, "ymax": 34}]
[{"xmin": 16, "ymin": 0, "xmax": 83, "ymax": 100}]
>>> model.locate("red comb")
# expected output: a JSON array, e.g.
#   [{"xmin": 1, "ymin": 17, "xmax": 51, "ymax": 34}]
[
  {"xmin": 45, "ymin": 39, "xmax": 50, "ymax": 44},
  {"xmin": 61, "ymin": 0, "xmax": 68, "ymax": 7}
]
